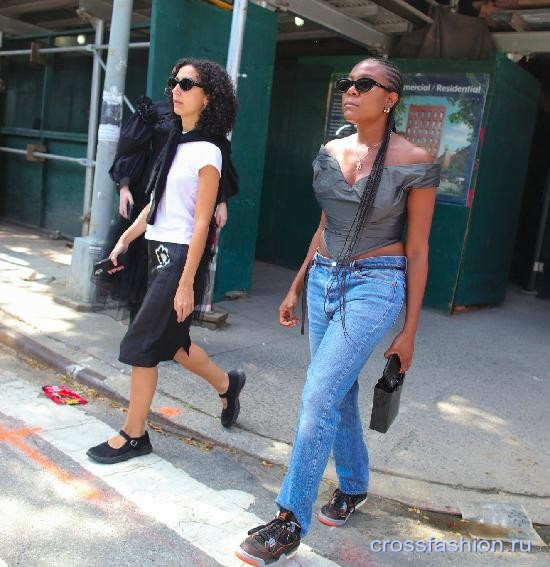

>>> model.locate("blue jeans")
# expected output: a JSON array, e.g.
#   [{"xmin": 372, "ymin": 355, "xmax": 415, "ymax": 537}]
[{"xmin": 276, "ymin": 252, "xmax": 406, "ymax": 535}]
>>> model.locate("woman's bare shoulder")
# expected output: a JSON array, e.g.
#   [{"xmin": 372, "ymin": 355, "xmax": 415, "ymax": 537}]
[{"xmin": 390, "ymin": 134, "xmax": 434, "ymax": 165}]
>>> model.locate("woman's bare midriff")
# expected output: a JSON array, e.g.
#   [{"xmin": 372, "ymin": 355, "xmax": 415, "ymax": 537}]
[{"xmin": 318, "ymin": 240, "xmax": 405, "ymax": 260}]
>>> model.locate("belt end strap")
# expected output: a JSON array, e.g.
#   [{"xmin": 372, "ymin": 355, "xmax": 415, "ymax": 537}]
[{"xmin": 300, "ymin": 262, "xmax": 312, "ymax": 336}]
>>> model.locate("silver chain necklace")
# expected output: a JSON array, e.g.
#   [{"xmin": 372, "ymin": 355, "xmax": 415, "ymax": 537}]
[{"xmin": 355, "ymin": 139, "xmax": 383, "ymax": 171}]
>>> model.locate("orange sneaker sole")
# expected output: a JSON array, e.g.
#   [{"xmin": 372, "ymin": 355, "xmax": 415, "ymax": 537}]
[
  {"xmin": 317, "ymin": 514, "xmax": 342, "ymax": 527},
  {"xmin": 235, "ymin": 549, "xmax": 261, "ymax": 566}
]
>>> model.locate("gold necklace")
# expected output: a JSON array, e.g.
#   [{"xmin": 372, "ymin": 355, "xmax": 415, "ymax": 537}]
[{"xmin": 355, "ymin": 138, "xmax": 383, "ymax": 171}]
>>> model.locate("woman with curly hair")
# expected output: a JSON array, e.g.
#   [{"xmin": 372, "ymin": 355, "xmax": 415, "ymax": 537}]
[
  {"xmin": 87, "ymin": 58, "xmax": 245, "ymax": 464},
  {"xmin": 98, "ymin": 65, "xmax": 236, "ymax": 321},
  {"xmin": 237, "ymin": 57, "xmax": 440, "ymax": 565}
]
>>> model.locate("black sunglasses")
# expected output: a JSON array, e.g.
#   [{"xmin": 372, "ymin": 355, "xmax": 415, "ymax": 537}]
[
  {"xmin": 167, "ymin": 76, "xmax": 204, "ymax": 92},
  {"xmin": 335, "ymin": 77, "xmax": 391, "ymax": 93}
]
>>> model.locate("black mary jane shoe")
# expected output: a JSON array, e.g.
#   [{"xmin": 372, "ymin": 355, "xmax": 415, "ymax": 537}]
[
  {"xmin": 219, "ymin": 370, "xmax": 247, "ymax": 428},
  {"xmin": 86, "ymin": 430, "xmax": 152, "ymax": 464}
]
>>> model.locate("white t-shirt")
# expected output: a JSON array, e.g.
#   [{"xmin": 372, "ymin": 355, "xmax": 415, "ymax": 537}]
[{"xmin": 145, "ymin": 141, "xmax": 222, "ymax": 244}]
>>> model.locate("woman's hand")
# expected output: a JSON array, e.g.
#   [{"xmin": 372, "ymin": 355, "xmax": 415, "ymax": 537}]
[
  {"xmin": 119, "ymin": 185, "xmax": 134, "ymax": 219},
  {"xmin": 174, "ymin": 282, "xmax": 194, "ymax": 323},
  {"xmin": 384, "ymin": 331, "xmax": 415, "ymax": 372},
  {"xmin": 215, "ymin": 202, "xmax": 228, "ymax": 228},
  {"xmin": 279, "ymin": 289, "xmax": 300, "ymax": 327},
  {"xmin": 108, "ymin": 239, "xmax": 128, "ymax": 273}
]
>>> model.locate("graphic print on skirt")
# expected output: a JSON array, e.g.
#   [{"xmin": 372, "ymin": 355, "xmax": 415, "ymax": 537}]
[{"xmin": 155, "ymin": 244, "xmax": 171, "ymax": 269}]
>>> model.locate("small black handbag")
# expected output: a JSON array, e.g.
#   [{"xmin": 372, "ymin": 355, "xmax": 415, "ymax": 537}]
[{"xmin": 369, "ymin": 354, "xmax": 405, "ymax": 433}]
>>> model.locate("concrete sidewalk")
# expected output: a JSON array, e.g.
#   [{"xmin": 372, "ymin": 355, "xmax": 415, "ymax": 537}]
[{"xmin": 1, "ymin": 221, "xmax": 549, "ymax": 526}]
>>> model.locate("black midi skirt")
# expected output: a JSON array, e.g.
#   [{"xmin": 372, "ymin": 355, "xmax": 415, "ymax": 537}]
[{"xmin": 118, "ymin": 240, "xmax": 204, "ymax": 367}]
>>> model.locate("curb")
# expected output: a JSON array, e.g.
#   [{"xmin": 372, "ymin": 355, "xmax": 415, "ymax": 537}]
[
  {"xmin": 0, "ymin": 322, "xmax": 125, "ymax": 405},
  {"xmin": 0, "ymin": 322, "xmax": 243, "ymax": 450}
]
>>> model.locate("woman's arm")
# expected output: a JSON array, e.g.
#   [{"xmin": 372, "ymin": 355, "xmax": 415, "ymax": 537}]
[
  {"xmin": 384, "ymin": 187, "xmax": 437, "ymax": 371},
  {"xmin": 279, "ymin": 212, "xmax": 325, "ymax": 327},
  {"xmin": 174, "ymin": 165, "xmax": 220, "ymax": 323},
  {"xmin": 109, "ymin": 203, "xmax": 150, "ymax": 268},
  {"xmin": 118, "ymin": 185, "xmax": 134, "ymax": 219}
]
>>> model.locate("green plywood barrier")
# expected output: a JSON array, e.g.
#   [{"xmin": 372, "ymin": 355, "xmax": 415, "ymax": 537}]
[
  {"xmin": 453, "ymin": 58, "xmax": 540, "ymax": 307},
  {"xmin": 147, "ymin": 0, "xmax": 278, "ymax": 301},
  {"xmin": 258, "ymin": 53, "xmax": 539, "ymax": 311},
  {"xmin": 1, "ymin": 64, "xmax": 43, "ymax": 129},
  {"xmin": 44, "ymin": 140, "xmax": 93, "ymax": 236},
  {"xmin": 1, "ymin": 135, "xmax": 43, "ymax": 228},
  {"xmin": 256, "ymin": 62, "xmax": 326, "ymax": 267},
  {"xmin": 0, "ymin": 50, "xmax": 149, "ymax": 237}
]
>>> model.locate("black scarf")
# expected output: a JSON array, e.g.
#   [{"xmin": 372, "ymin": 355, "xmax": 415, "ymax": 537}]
[{"xmin": 146, "ymin": 128, "xmax": 239, "ymax": 225}]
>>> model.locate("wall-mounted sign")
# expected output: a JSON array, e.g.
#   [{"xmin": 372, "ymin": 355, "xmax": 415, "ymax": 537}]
[{"xmin": 325, "ymin": 73, "xmax": 490, "ymax": 206}]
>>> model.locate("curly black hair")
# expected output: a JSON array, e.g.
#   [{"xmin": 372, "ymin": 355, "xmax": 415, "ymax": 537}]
[{"xmin": 167, "ymin": 58, "xmax": 237, "ymax": 138}]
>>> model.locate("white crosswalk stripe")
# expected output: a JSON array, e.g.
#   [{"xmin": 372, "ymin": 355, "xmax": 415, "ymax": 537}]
[{"xmin": 0, "ymin": 377, "xmax": 341, "ymax": 567}]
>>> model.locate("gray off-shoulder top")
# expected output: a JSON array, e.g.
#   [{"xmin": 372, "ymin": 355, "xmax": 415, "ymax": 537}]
[{"xmin": 312, "ymin": 146, "xmax": 441, "ymax": 258}]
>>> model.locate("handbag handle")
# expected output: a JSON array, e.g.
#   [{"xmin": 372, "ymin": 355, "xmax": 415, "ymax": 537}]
[{"xmin": 383, "ymin": 354, "xmax": 405, "ymax": 391}]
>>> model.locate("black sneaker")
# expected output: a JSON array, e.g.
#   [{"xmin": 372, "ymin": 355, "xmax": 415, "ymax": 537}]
[
  {"xmin": 236, "ymin": 510, "xmax": 301, "ymax": 566},
  {"xmin": 86, "ymin": 430, "xmax": 152, "ymax": 464},
  {"xmin": 318, "ymin": 489, "xmax": 368, "ymax": 527},
  {"xmin": 219, "ymin": 369, "xmax": 246, "ymax": 428}
]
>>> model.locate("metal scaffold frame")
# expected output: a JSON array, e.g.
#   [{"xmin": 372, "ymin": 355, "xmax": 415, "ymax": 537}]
[{"xmin": 0, "ymin": 34, "xmax": 150, "ymax": 234}]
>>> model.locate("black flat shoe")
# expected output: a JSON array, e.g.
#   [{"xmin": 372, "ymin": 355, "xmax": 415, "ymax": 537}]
[
  {"xmin": 86, "ymin": 430, "xmax": 152, "ymax": 464},
  {"xmin": 219, "ymin": 370, "xmax": 246, "ymax": 428}
]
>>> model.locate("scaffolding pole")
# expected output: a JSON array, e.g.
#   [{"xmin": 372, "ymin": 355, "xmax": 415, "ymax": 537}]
[
  {"xmin": 67, "ymin": 0, "xmax": 134, "ymax": 305},
  {"xmin": 202, "ymin": 0, "xmax": 249, "ymax": 316},
  {"xmin": 226, "ymin": 0, "xmax": 248, "ymax": 87},
  {"xmin": 0, "ymin": 41, "xmax": 149, "ymax": 57},
  {"xmin": 0, "ymin": 146, "xmax": 94, "ymax": 166},
  {"xmin": 82, "ymin": 18, "xmax": 105, "ymax": 237}
]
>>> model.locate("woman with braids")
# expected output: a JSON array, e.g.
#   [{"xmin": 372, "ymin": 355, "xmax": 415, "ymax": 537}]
[
  {"xmin": 87, "ymin": 58, "xmax": 246, "ymax": 464},
  {"xmin": 236, "ymin": 58, "xmax": 440, "ymax": 565}
]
